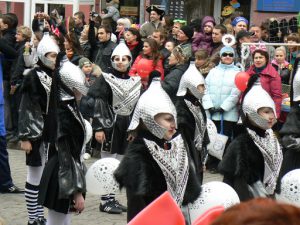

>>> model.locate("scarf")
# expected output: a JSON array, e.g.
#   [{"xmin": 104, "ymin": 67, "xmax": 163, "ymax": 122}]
[
  {"xmin": 127, "ymin": 41, "xmax": 139, "ymax": 51},
  {"xmin": 247, "ymin": 128, "xmax": 283, "ymax": 194},
  {"xmin": 144, "ymin": 134, "xmax": 189, "ymax": 205}
]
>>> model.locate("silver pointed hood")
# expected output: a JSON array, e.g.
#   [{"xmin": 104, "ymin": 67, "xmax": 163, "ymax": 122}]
[
  {"xmin": 37, "ymin": 32, "xmax": 60, "ymax": 69},
  {"xmin": 128, "ymin": 78, "xmax": 177, "ymax": 139},
  {"xmin": 59, "ymin": 56, "xmax": 88, "ymax": 95},
  {"xmin": 242, "ymin": 81, "xmax": 276, "ymax": 130},
  {"xmin": 177, "ymin": 61, "xmax": 205, "ymax": 99}
]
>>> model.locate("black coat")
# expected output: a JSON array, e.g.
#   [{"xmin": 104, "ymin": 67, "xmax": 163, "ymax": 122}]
[
  {"xmin": 114, "ymin": 131, "xmax": 201, "ymax": 221},
  {"xmin": 176, "ymin": 95, "xmax": 209, "ymax": 182},
  {"xmin": 162, "ymin": 63, "xmax": 189, "ymax": 104},
  {"xmin": 272, "ymin": 63, "xmax": 291, "ymax": 84},
  {"xmin": 278, "ymin": 106, "xmax": 300, "ymax": 182},
  {"xmin": 18, "ymin": 65, "xmax": 53, "ymax": 166},
  {"xmin": 0, "ymin": 28, "xmax": 17, "ymax": 81},
  {"xmin": 88, "ymin": 21, "xmax": 116, "ymax": 72},
  {"xmin": 11, "ymin": 41, "xmax": 27, "ymax": 86},
  {"xmin": 218, "ymin": 130, "xmax": 265, "ymax": 201}
]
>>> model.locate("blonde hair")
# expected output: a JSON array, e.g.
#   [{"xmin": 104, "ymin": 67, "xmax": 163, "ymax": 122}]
[
  {"xmin": 275, "ymin": 46, "xmax": 286, "ymax": 56},
  {"xmin": 16, "ymin": 26, "xmax": 32, "ymax": 41},
  {"xmin": 117, "ymin": 18, "xmax": 132, "ymax": 29}
]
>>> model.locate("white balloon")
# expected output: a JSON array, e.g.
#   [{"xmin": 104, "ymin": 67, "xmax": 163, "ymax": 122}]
[
  {"xmin": 84, "ymin": 119, "xmax": 93, "ymax": 145},
  {"xmin": 276, "ymin": 169, "xmax": 300, "ymax": 207},
  {"xmin": 188, "ymin": 181, "xmax": 240, "ymax": 223},
  {"xmin": 85, "ymin": 158, "xmax": 120, "ymax": 195}
]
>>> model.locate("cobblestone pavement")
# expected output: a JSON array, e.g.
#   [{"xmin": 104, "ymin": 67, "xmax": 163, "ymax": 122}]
[{"xmin": 0, "ymin": 148, "xmax": 222, "ymax": 225}]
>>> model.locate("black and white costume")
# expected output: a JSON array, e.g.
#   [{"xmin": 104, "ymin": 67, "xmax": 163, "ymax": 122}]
[
  {"xmin": 89, "ymin": 40, "xmax": 141, "ymax": 156},
  {"xmin": 218, "ymin": 81, "xmax": 282, "ymax": 201},
  {"xmin": 18, "ymin": 33, "xmax": 59, "ymax": 225},
  {"xmin": 176, "ymin": 62, "xmax": 209, "ymax": 182},
  {"xmin": 37, "ymin": 53, "xmax": 90, "ymax": 225},
  {"xmin": 114, "ymin": 80, "xmax": 201, "ymax": 222}
]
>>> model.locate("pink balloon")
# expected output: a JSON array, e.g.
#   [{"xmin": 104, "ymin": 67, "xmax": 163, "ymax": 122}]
[{"xmin": 235, "ymin": 71, "xmax": 250, "ymax": 91}]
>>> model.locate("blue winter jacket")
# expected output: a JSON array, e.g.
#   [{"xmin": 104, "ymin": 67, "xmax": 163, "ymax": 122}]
[
  {"xmin": 203, "ymin": 62, "xmax": 241, "ymax": 122},
  {"xmin": 0, "ymin": 55, "xmax": 6, "ymax": 136}
]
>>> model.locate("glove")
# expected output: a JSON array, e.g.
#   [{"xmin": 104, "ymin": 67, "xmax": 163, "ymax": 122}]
[
  {"xmin": 214, "ymin": 108, "xmax": 224, "ymax": 113},
  {"xmin": 208, "ymin": 107, "xmax": 216, "ymax": 115},
  {"xmin": 282, "ymin": 135, "xmax": 300, "ymax": 151}
]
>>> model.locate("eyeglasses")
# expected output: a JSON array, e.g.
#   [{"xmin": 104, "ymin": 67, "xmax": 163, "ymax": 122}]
[{"xmin": 221, "ymin": 52, "xmax": 234, "ymax": 57}]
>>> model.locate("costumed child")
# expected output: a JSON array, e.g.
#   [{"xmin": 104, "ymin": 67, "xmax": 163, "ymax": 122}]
[
  {"xmin": 37, "ymin": 51, "xmax": 90, "ymax": 224},
  {"xmin": 218, "ymin": 75, "xmax": 283, "ymax": 201},
  {"xmin": 176, "ymin": 61, "xmax": 210, "ymax": 181},
  {"xmin": 114, "ymin": 79, "xmax": 201, "ymax": 223},
  {"xmin": 18, "ymin": 32, "xmax": 59, "ymax": 225},
  {"xmin": 88, "ymin": 39, "xmax": 141, "ymax": 214}
]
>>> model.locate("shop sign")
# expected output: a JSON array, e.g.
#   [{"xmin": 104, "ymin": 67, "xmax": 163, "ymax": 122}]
[
  {"xmin": 120, "ymin": 6, "xmax": 138, "ymax": 16},
  {"xmin": 257, "ymin": 0, "xmax": 300, "ymax": 12}
]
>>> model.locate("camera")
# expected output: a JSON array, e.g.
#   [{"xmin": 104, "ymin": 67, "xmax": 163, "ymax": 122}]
[{"xmin": 89, "ymin": 11, "xmax": 99, "ymax": 17}]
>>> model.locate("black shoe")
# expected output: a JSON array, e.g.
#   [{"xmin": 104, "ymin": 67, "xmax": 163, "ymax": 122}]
[
  {"xmin": 27, "ymin": 218, "xmax": 46, "ymax": 225},
  {"xmin": 114, "ymin": 199, "xmax": 127, "ymax": 212},
  {"xmin": 99, "ymin": 199, "xmax": 122, "ymax": 214},
  {"xmin": 37, "ymin": 218, "xmax": 47, "ymax": 225},
  {"xmin": 1, "ymin": 185, "xmax": 24, "ymax": 194}
]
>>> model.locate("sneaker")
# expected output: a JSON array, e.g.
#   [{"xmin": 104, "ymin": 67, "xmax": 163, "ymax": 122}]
[
  {"xmin": 114, "ymin": 199, "xmax": 127, "ymax": 212},
  {"xmin": 99, "ymin": 199, "xmax": 122, "ymax": 214},
  {"xmin": 83, "ymin": 153, "xmax": 91, "ymax": 160},
  {"xmin": 37, "ymin": 218, "xmax": 47, "ymax": 225},
  {"xmin": 1, "ymin": 185, "xmax": 24, "ymax": 194}
]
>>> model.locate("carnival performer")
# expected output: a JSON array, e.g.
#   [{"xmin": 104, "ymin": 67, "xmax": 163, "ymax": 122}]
[
  {"xmin": 37, "ymin": 51, "xmax": 89, "ymax": 225},
  {"xmin": 88, "ymin": 39, "xmax": 141, "ymax": 214},
  {"xmin": 277, "ymin": 59, "xmax": 300, "ymax": 182},
  {"xmin": 114, "ymin": 79, "xmax": 201, "ymax": 222},
  {"xmin": 218, "ymin": 75, "xmax": 283, "ymax": 201},
  {"xmin": 176, "ymin": 61, "xmax": 210, "ymax": 182},
  {"xmin": 18, "ymin": 32, "xmax": 59, "ymax": 225}
]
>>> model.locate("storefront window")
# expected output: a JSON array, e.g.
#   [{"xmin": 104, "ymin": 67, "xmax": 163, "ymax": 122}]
[{"xmin": 119, "ymin": 0, "xmax": 139, "ymax": 23}]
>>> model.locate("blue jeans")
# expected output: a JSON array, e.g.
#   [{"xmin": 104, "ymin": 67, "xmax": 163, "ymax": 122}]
[{"xmin": 0, "ymin": 135, "xmax": 13, "ymax": 190}]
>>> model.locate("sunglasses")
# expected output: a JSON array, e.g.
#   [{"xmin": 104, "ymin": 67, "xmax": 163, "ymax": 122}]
[{"xmin": 221, "ymin": 52, "xmax": 234, "ymax": 57}]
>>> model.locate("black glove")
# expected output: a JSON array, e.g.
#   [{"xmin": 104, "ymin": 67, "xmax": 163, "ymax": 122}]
[
  {"xmin": 282, "ymin": 135, "xmax": 300, "ymax": 151},
  {"xmin": 215, "ymin": 108, "xmax": 224, "ymax": 113},
  {"xmin": 208, "ymin": 107, "xmax": 216, "ymax": 115}
]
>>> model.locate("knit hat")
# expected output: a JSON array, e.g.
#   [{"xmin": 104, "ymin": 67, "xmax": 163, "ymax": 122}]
[
  {"xmin": 231, "ymin": 16, "xmax": 249, "ymax": 27},
  {"xmin": 220, "ymin": 46, "xmax": 235, "ymax": 57},
  {"xmin": 79, "ymin": 57, "xmax": 92, "ymax": 68},
  {"xmin": 180, "ymin": 25, "xmax": 194, "ymax": 40}
]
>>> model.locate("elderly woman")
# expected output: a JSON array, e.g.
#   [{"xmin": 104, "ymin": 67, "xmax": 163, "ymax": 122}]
[
  {"xmin": 203, "ymin": 46, "xmax": 241, "ymax": 171},
  {"xmin": 161, "ymin": 46, "xmax": 189, "ymax": 103}
]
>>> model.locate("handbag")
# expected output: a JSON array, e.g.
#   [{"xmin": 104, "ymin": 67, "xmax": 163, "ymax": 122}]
[{"xmin": 207, "ymin": 114, "xmax": 228, "ymax": 160}]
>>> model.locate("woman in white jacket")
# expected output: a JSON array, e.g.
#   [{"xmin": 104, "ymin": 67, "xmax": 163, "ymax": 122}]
[{"xmin": 203, "ymin": 46, "xmax": 241, "ymax": 171}]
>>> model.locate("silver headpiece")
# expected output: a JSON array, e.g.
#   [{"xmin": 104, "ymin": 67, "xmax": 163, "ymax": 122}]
[
  {"xmin": 102, "ymin": 72, "xmax": 141, "ymax": 116},
  {"xmin": 128, "ymin": 78, "xmax": 177, "ymax": 139},
  {"xmin": 293, "ymin": 63, "xmax": 300, "ymax": 102},
  {"xmin": 177, "ymin": 61, "xmax": 205, "ymax": 100},
  {"xmin": 111, "ymin": 39, "xmax": 132, "ymax": 71},
  {"xmin": 242, "ymin": 82, "xmax": 276, "ymax": 130},
  {"xmin": 37, "ymin": 32, "xmax": 60, "ymax": 69},
  {"xmin": 59, "ymin": 56, "xmax": 88, "ymax": 96}
]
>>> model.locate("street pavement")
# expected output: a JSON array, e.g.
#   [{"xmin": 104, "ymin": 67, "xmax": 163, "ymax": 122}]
[{"xmin": 0, "ymin": 147, "xmax": 222, "ymax": 225}]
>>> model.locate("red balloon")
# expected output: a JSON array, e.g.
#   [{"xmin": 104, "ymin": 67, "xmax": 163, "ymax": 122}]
[
  {"xmin": 235, "ymin": 71, "xmax": 250, "ymax": 91},
  {"xmin": 136, "ymin": 58, "xmax": 154, "ymax": 78}
]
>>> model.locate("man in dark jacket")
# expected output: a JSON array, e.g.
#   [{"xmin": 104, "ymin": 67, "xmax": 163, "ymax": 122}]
[{"xmin": 88, "ymin": 21, "xmax": 116, "ymax": 72}]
